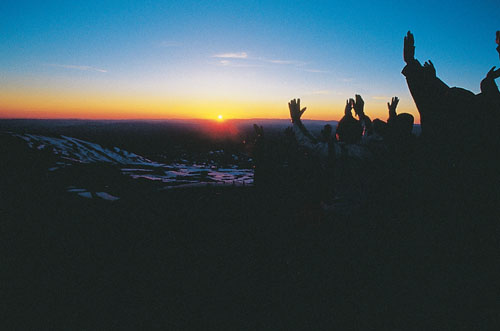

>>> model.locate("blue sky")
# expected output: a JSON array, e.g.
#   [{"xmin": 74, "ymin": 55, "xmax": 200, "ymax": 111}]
[{"xmin": 1, "ymin": 0, "xmax": 498, "ymax": 120}]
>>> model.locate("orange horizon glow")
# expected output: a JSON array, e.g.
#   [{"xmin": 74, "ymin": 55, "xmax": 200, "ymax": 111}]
[
  {"xmin": 0, "ymin": 94, "xmax": 420, "ymax": 123},
  {"xmin": 0, "ymin": 83, "xmax": 420, "ymax": 123}
]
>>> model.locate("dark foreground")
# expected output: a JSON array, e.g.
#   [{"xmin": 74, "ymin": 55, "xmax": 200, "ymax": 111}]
[{"xmin": 1, "ymin": 128, "xmax": 499, "ymax": 330}]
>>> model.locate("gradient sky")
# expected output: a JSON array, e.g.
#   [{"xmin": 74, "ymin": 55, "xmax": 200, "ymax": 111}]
[{"xmin": 1, "ymin": 0, "xmax": 498, "ymax": 121}]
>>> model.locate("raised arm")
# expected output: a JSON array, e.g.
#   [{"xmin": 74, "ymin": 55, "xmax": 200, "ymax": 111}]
[
  {"xmin": 404, "ymin": 31, "xmax": 416, "ymax": 65},
  {"xmin": 480, "ymin": 66, "xmax": 500, "ymax": 96},
  {"xmin": 289, "ymin": 98, "xmax": 317, "ymax": 143},
  {"xmin": 289, "ymin": 98, "xmax": 331, "ymax": 157},
  {"xmin": 387, "ymin": 96, "xmax": 400, "ymax": 123},
  {"xmin": 353, "ymin": 94, "xmax": 364, "ymax": 117},
  {"xmin": 354, "ymin": 94, "xmax": 373, "ymax": 135}
]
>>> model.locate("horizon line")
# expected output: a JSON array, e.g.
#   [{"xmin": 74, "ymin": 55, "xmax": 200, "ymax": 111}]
[{"xmin": 0, "ymin": 117, "xmax": 340, "ymax": 122}]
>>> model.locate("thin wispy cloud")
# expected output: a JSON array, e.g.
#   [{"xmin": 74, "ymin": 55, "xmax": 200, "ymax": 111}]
[
  {"xmin": 211, "ymin": 52, "xmax": 305, "ymax": 67},
  {"xmin": 304, "ymin": 69, "xmax": 330, "ymax": 73},
  {"xmin": 264, "ymin": 59, "xmax": 297, "ymax": 65},
  {"xmin": 259, "ymin": 57, "xmax": 306, "ymax": 66},
  {"xmin": 216, "ymin": 60, "xmax": 261, "ymax": 68},
  {"xmin": 213, "ymin": 52, "xmax": 248, "ymax": 59},
  {"xmin": 46, "ymin": 63, "xmax": 107, "ymax": 73}
]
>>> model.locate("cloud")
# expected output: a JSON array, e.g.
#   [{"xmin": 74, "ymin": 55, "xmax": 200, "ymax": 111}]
[
  {"xmin": 211, "ymin": 52, "xmax": 303, "ymax": 65},
  {"xmin": 304, "ymin": 69, "xmax": 330, "ymax": 73},
  {"xmin": 213, "ymin": 52, "xmax": 248, "ymax": 59},
  {"xmin": 211, "ymin": 52, "xmax": 312, "ymax": 69},
  {"xmin": 260, "ymin": 58, "xmax": 306, "ymax": 66},
  {"xmin": 265, "ymin": 59, "xmax": 296, "ymax": 65},
  {"xmin": 46, "ymin": 63, "xmax": 107, "ymax": 73},
  {"xmin": 215, "ymin": 60, "xmax": 261, "ymax": 68}
]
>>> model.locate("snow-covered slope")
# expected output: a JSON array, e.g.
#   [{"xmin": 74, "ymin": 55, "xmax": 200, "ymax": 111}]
[
  {"xmin": 14, "ymin": 133, "xmax": 158, "ymax": 165},
  {"xmin": 13, "ymin": 133, "xmax": 253, "ymax": 188}
]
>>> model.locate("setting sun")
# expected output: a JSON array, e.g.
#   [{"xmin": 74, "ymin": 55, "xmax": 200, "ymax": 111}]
[{"xmin": 217, "ymin": 114, "xmax": 223, "ymax": 121}]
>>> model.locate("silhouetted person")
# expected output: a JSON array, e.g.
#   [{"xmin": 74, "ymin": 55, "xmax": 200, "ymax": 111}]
[
  {"xmin": 336, "ymin": 99, "xmax": 363, "ymax": 144},
  {"xmin": 401, "ymin": 30, "xmax": 500, "ymax": 217},
  {"xmin": 385, "ymin": 96, "xmax": 414, "ymax": 141},
  {"xmin": 288, "ymin": 98, "xmax": 337, "ymax": 205},
  {"xmin": 402, "ymin": 31, "xmax": 478, "ymax": 151},
  {"xmin": 289, "ymin": 98, "xmax": 377, "ymax": 212}
]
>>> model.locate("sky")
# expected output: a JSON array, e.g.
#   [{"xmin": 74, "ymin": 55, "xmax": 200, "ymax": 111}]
[{"xmin": 1, "ymin": 0, "xmax": 498, "ymax": 121}]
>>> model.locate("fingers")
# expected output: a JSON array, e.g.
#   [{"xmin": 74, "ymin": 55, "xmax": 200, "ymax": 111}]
[
  {"xmin": 489, "ymin": 66, "xmax": 500, "ymax": 79},
  {"xmin": 486, "ymin": 66, "xmax": 497, "ymax": 79},
  {"xmin": 300, "ymin": 107, "xmax": 307, "ymax": 115},
  {"xmin": 408, "ymin": 31, "xmax": 414, "ymax": 45},
  {"xmin": 405, "ymin": 31, "xmax": 414, "ymax": 45}
]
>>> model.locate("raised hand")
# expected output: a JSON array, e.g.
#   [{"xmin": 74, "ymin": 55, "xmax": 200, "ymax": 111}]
[
  {"xmin": 424, "ymin": 60, "xmax": 436, "ymax": 76},
  {"xmin": 486, "ymin": 66, "xmax": 500, "ymax": 80},
  {"xmin": 353, "ymin": 94, "xmax": 364, "ymax": 116},
  {"xmin": 288, "ymin": 98, "xmax": 307, "ymax": 123},
  {"xmin": 344, "ymin": 98, "xmax": 354, "ymax": 116},
  {"xmin": 387, "ymin": 96, "xmax": 399, "ymax": 117},
  {"xmin": 404, "ymin": 31, "xmax": 415, "ymax": 64}
]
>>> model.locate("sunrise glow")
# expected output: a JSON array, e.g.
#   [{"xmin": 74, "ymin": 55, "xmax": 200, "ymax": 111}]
[{"xmin": 1, "ymin": 1, "xmax": 497, "ymax": 122}]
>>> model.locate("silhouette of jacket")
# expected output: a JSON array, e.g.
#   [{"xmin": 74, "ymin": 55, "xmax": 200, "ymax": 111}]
[{"xmin": 402, "ymin": 59, "xmax": 476, "ymax": 144}]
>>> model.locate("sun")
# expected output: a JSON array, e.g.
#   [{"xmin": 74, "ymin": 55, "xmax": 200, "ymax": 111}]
[{"xmin": 217, "ymin": 114, "xmax": 223, "ymax": 121}]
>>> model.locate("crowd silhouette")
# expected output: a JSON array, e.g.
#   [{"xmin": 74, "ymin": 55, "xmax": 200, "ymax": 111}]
[{"xmin": 253, "ymin": 31, "xmax": 500, "ymax": 216}]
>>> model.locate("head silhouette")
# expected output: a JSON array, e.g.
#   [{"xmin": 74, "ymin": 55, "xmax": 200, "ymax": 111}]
[
  {"xmin": 394, "ymin": 113, "xmax": 414, "ymax": 136},
  {"xmin": 373, "ymin": 119, "xmax": 388, "ymax": 137},
  {"xmin": 320, "ymin": 124, "xmax": 332, "ymax": 142}
]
